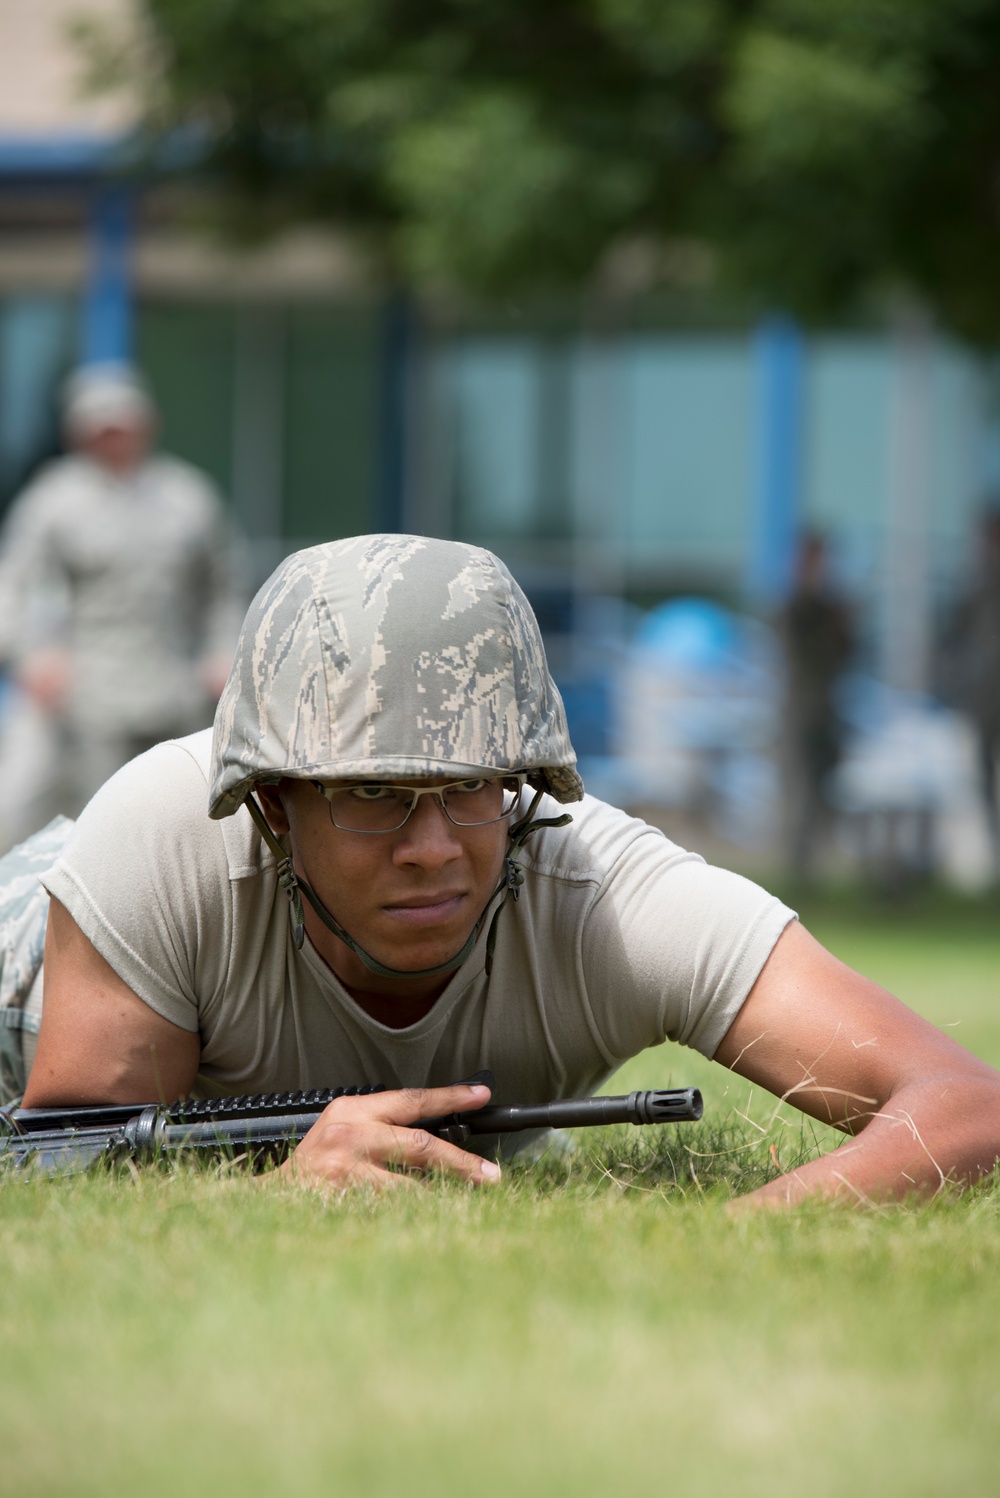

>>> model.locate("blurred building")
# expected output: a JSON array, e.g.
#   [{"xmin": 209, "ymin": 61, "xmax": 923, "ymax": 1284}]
[
  {"xmin": 0, "ymin": 0, "xmax": 389, "ymax": 589},
  {"xmin": 2, "ymin": 1, "xmax": 999, "ymax": 657}
]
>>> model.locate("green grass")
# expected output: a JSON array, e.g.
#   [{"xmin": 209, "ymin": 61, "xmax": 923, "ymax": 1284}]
[{"xmin": 3, "ymin": 898, "xmax": 999, "ymax": 1497}]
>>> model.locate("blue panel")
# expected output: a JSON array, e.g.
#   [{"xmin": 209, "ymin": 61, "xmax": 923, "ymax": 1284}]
[
  {"xmin": 983, "ymin": 372, "xmax": 1000, "ymax": 496},
  {"xmin": 621, "ymin": 335, "xmax": 754, "ymax": 576},
  {"xmin": 447, "ymin": 340, "xmax": 540, "ymax": 537},
  {"xmin": 567, "ymin": 338, "xmax": 627, "ymax": 546},
  {"xmin": 81, "ymin": 187, "xmax": 134, "ymax": 364},
  {"xmin": 0, "ymin": 296, "xmax": 74, "ymax": 500},
  {"xmin": 928, "ymin": 343, "xmax": 985, "ymax": 593},
  {"xmin": 801, "ymin": 338, "xmax": 891, "ymax": 590},
  {"xmin": 746, "ymin": 316, "xmax": 804, "ymax": 603}
]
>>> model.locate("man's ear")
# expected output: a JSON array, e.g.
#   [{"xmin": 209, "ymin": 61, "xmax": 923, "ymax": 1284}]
[{"xmin": 254, "ymin": 782, "xmax": 290, "ymax": 836}]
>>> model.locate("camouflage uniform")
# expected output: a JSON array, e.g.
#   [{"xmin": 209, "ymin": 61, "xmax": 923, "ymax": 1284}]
[
  {"xmin": 0, "ymin": 451, "xmax": 243, "ymax": 846},
  {"xmin": 0, "ymin": 816, "xmax": 74, "ymax": 1104}
]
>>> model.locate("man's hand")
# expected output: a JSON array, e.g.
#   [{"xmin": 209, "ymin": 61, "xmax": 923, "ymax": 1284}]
[
  {"xmin": 18, "ymin": 647, "xmax": 72, "ymax": 712},
  {"xmin": 279, "ymin": 1083, "xmax": 502, "ymax": 1193},
  {"xmin": 198, "ymin": 650, "xmax": 235, "ymax": 704}
]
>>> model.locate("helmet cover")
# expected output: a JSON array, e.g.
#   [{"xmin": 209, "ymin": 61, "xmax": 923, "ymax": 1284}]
[{"xmin": 208, "ymin": 534, "xmax": 583, "ymax": 818}]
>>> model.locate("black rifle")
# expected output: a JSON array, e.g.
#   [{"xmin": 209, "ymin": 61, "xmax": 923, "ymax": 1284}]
[{"xmin": 0, "ymin": 1081, "xmax": 703, "ymax": 1174}]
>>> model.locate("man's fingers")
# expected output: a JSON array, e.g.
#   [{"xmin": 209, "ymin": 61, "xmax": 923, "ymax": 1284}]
[
  {"xmin": 287, "ymin": 1085, "xmax": 501, "ymax": 1193},
  {"xmin": 382, "ymin": 1082, "xmax": 492, "ymax": 1124},
  {"xmin": 381, "ymin": 1122, "xmax": 501, "ymax": 1184},
  {"xmin": 280, "ymin": 1155, "xmax": 414, "ymax": 1194},
  {"xmin": 323, "ymin": 1082, "xmax": 491, "ymax": 1127},
  {"xmin": 345, "ymin": 1162, "xmax": 416, "ymax": 1193}
]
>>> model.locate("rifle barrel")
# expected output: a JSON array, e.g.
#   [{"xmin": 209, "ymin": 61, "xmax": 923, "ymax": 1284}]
[{"xmin": 426, "ymin": 1088, "xmax": 703, "ymax": 1143}]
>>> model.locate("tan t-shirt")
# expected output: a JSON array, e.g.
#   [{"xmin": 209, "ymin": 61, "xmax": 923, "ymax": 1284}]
[{"xmin": 42, "ymin": 731, "xmax": 794, "ymax": 1107}]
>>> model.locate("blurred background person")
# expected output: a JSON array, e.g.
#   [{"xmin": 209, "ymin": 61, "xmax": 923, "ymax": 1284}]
[
  {"xmin": 942, "ymin": 507, "xmax": 1000, "ymax": 878},
  {"xmin": 779, "ymin": 532, "xmax": 855, "ymax": 881},
  {"xmin": 0, "ymin": 363, "xmax": 245, "ymax": 851}
]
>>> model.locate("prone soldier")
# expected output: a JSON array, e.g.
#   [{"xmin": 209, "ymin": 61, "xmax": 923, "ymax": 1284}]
[{"xmin": 8, "ymin": 534, "xmax": 1000, "ymax": 1204}]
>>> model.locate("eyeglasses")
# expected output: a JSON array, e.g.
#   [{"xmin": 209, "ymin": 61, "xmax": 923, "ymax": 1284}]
[{"xmin": 309, "ymin": 775, "xmax": 526, "ymax": 834}]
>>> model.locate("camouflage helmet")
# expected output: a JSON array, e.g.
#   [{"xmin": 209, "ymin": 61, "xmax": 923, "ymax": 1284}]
[{"xmin": 208, "ymin": 534, "xmax": 584, "ymax": 818}]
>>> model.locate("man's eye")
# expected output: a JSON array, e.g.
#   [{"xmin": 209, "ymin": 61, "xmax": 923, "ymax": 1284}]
[
  {"xmin": 453, "ymin": 779, "xmax": 488, "ymax": 794},
  {"xmin": 349, "ymin": 785, "xmax": 394, "ymax": 801}
]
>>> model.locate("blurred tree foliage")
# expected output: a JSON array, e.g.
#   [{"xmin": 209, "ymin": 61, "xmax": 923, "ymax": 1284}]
[{"xmin": 102, "ymin": 0, "xmax": 1000, "ymax": 335}]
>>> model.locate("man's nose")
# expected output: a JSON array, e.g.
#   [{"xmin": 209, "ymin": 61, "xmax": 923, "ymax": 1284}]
[{"xmin": 393, "ymin": 794, "xmax": 463, "ymax": 864}]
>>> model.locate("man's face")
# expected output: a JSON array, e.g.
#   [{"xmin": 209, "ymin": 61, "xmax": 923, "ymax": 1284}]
[
  {"xmin": 262, "ymin": 776, "xmax": 510, "ymax": 992},
  {"xmin": 74, "ymin": 418, "xmax": 152, "ymax": 475}
]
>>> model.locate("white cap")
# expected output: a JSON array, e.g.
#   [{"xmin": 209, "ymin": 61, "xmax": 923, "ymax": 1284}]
[{"xmin": 62, "ymin": 362, "xmax": 154, "ymax": 436}]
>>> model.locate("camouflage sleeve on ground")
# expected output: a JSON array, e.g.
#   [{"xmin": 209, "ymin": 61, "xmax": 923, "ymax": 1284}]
[{"xmin": 0, "ymin": 815, "xmax": 75, "ymax": 1103}]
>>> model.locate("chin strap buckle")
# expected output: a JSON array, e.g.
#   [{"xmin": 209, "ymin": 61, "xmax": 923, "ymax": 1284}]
[
  {"xmin": 504, "ymin": 856, "xmax": 525, "ymax": 901},
  {"xmin": 277, "ymin": 858, "xmax": 306, "ymax": 950}
]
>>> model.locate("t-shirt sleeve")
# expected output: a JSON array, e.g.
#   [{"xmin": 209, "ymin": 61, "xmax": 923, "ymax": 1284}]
[
  {"xmin": 579, "ymin": 827, "xmax": 796, "ymax": 1061},
  {"xmin": 41, "ymin": 741, "xmax": 236, "ymax": 1032}
]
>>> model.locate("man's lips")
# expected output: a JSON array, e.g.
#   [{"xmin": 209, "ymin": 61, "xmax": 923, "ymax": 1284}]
[{"xmin": 381, "ymin": 892, "xmax": 468, "ymax": 927}]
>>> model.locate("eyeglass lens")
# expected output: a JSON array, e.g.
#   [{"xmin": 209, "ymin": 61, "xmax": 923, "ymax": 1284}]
[{"xmin": 325, "ymin": 779, "xmax": 522, "ymax": 832}]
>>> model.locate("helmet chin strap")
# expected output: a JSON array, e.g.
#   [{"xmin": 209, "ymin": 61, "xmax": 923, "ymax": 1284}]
[{"xmin": 243, "ymin": 790, "xmax": 571, "ymax": 981}]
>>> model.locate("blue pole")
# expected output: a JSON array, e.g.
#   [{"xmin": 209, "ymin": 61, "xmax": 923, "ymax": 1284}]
[
  {"xmin": 81, "ymin": 185, "xmax": 134, "ymax": 364},
  {"xmin": 746, "ymin": 314, "xmax": 804, "ymax": 604}
]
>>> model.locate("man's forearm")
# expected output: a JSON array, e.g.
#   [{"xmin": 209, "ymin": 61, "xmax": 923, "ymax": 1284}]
[{"xmin": 736, "ymin": 1074, "xmax": 1000, "ymax": 1209}]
